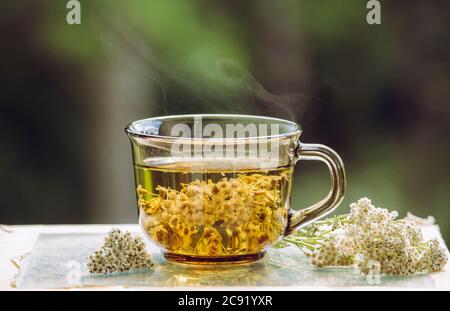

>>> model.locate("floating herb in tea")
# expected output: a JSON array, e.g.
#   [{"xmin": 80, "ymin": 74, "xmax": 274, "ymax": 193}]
[{"xmin": 136, "ymin": 163, "xmax": 292, "ymax": 257}]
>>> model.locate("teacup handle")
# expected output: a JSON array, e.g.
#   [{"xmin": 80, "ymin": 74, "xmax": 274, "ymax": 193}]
[{"xmin": 285, "ymin": 143, "xmax": 346, "ymax": 235}]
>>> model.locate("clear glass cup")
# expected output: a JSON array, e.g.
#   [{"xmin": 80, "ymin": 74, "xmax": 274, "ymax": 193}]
[{"xmin": 125, "ymin": 114, "xmax": 346, "ymax": 264}]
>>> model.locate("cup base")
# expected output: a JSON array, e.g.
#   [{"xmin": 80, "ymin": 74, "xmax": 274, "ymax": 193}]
[{"xmin": 164, "ymin": 252, "xmax": 265, "ymax": 264}]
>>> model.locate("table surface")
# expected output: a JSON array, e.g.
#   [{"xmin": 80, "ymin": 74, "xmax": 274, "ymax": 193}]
[{"xmin": 1, "ymin": 224, "xmax": 449, "ymax": 290}]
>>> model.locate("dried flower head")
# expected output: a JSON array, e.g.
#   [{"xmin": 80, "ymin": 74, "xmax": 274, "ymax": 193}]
[
  {"xmin": 138, "ymin": 172, "xmax": 291, "ymax": 256},
  {"xmin": 276, "ymin": 197, "xmax": 448, "ymax": 276},
  {"xmin": 87, "ymin": 228, "xmax": 155, "ymax": 274}
]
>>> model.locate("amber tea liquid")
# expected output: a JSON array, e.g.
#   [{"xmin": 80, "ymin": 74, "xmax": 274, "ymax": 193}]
[{"xmin": 134, "ymin": 158, "xmax": 293, "ymax": 263}]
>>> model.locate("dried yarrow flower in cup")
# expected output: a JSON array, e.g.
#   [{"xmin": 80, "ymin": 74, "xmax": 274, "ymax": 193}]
[
  {"xmin": 138, "ymin": 173, "xmax": 290, "ymax": 256},
  {"xmin": 87, "ymin": 228, "xmax": 154, "ymax": 274},
  {"xmin": 275, "ymin": 197, "xmax": 448, "ymax": 275}
]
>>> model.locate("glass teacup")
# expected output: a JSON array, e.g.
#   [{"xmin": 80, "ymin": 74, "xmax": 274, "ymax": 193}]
[{"xmin": 125, "ymin": 114, "xmax": 345, "ymax": 264}]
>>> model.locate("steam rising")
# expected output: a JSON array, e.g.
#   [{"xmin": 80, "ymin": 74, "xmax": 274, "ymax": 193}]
[{"xmin": 99, "ymin": 15, "xmax": 308, "ymax": 121}]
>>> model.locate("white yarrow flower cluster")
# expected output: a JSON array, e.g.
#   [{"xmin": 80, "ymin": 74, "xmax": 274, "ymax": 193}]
[
  {"xmin": 309, "ymin": 198, "xmax": 448, "ymax": 275},
  {"xmin": 87, "ymin": 228, "xmax": 155, "ymax": 274}
]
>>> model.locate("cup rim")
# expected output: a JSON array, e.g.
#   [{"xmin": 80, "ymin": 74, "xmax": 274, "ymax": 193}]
[{"xmin": 125, "ymin": 114, "xmax": 302, "ymax": 142}]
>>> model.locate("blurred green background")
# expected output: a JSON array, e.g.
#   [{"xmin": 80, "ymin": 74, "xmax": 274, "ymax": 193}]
[{"xmin": 1, "ymin": 0, "xmax": 449, "ymax": 244}]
